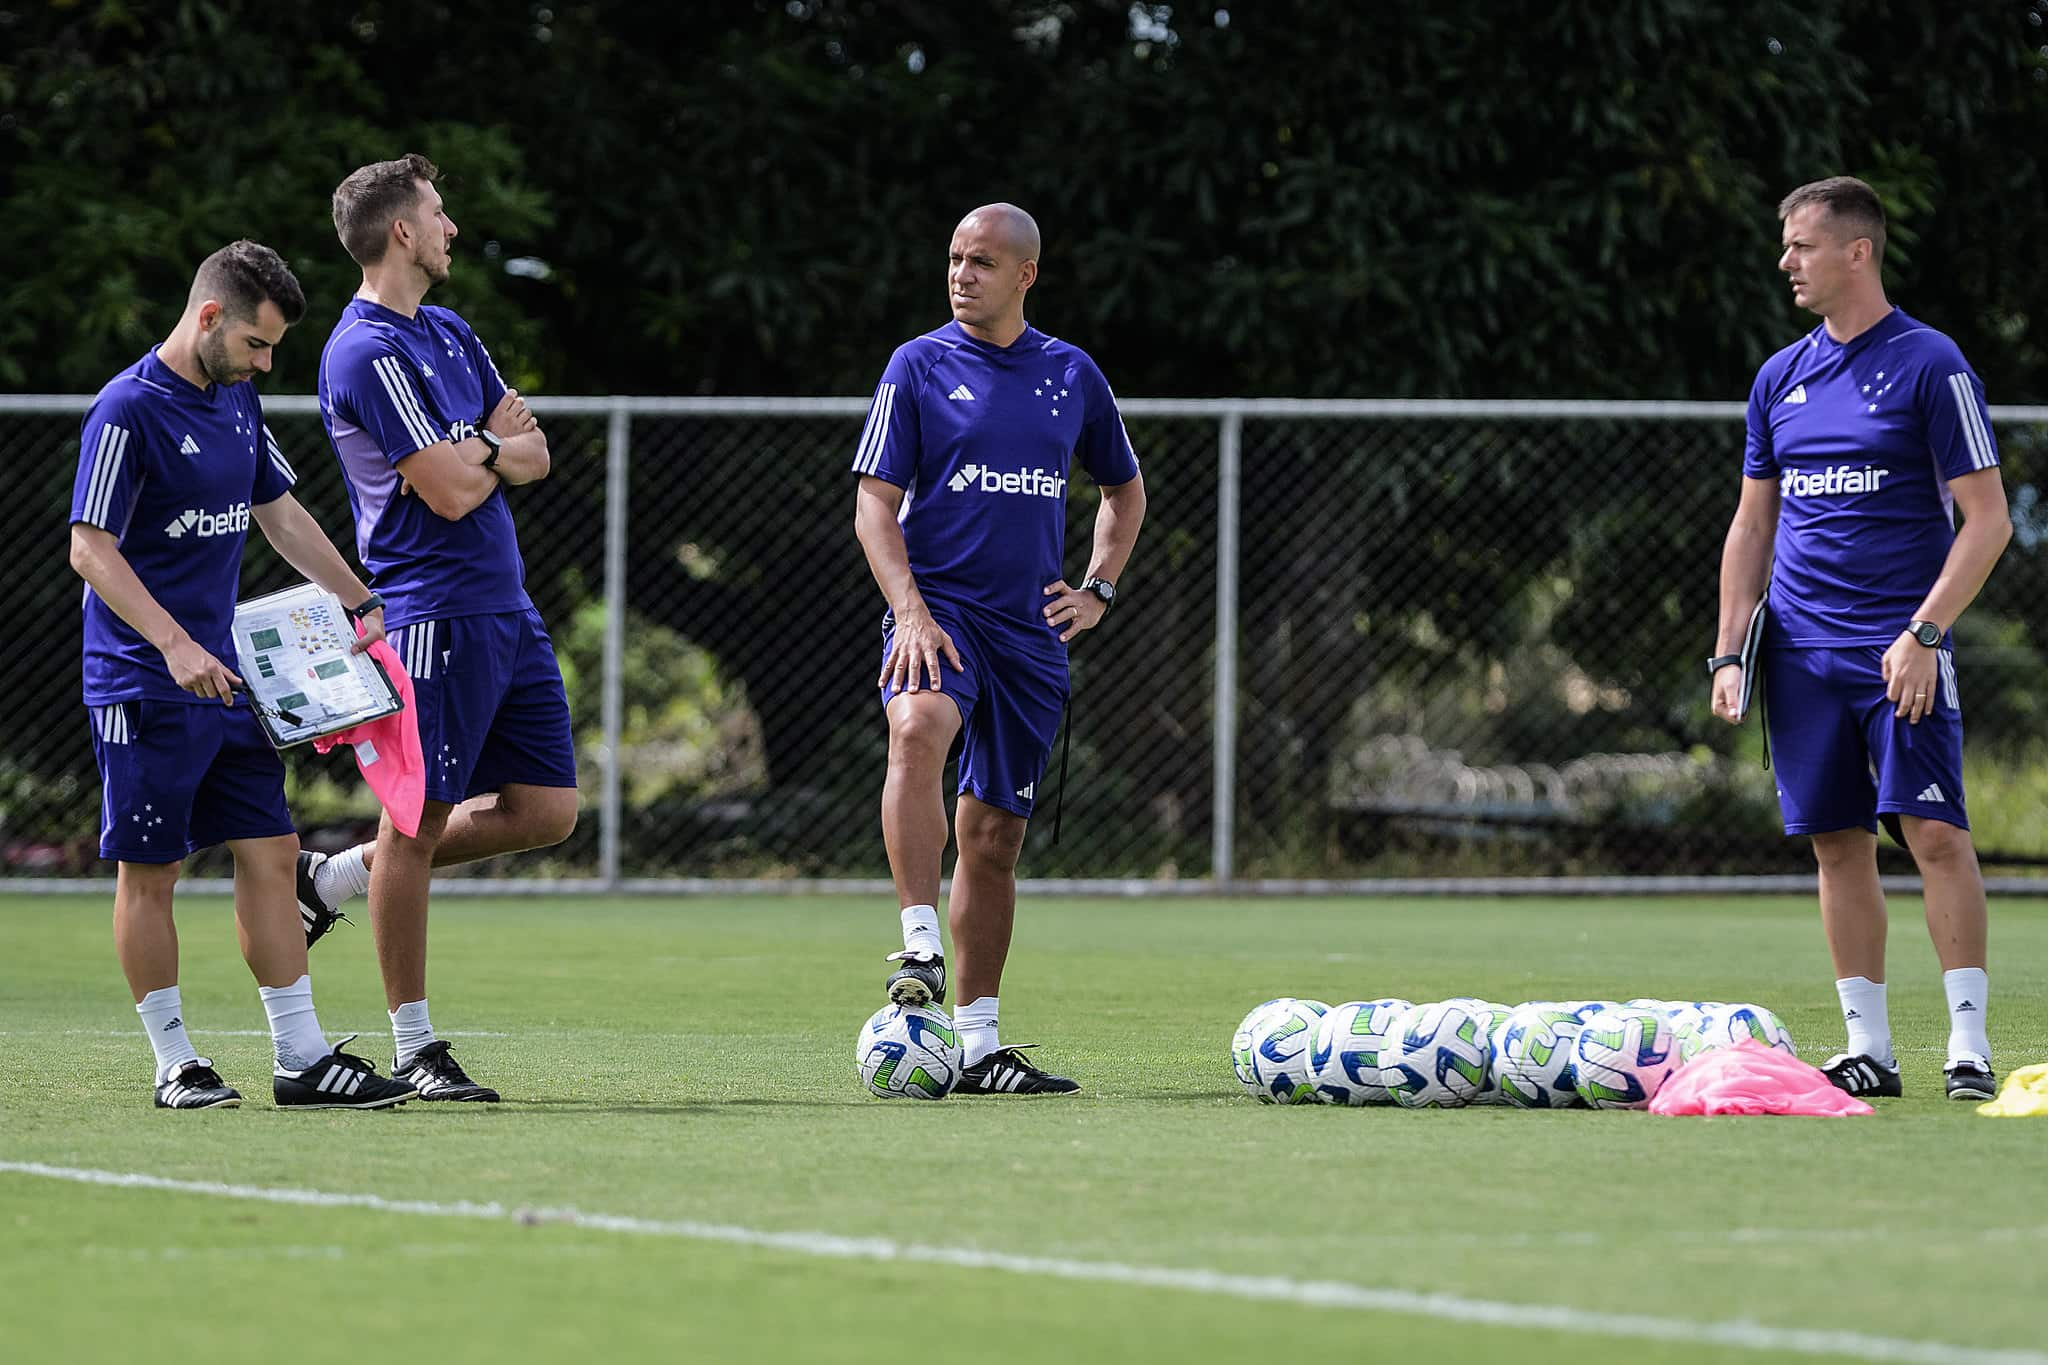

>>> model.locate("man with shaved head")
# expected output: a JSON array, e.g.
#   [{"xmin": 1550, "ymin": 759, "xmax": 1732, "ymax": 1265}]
[{"xmin": 852, "ymin": 203, "xmax": 1147, "ymax": 1094}]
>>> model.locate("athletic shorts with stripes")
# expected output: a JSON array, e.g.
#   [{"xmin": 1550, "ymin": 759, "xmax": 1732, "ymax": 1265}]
[
  {"xmin": 389, "ymin": 608, "xmax": 577, "ymax": 805},
  {"xmin": 1762, "ymin": 643, "xmax": 1968, "ymax": 835},
  {"xmin": 87, "ymin": 699, "xmax": 294, "ymax": 863}
]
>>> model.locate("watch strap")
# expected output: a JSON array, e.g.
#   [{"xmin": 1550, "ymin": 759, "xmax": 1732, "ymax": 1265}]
[
  {"xmin": 1707, "ymin": 654, "xmax": 1743, "ymax": 677},
  {"xmin": 345, "ymin": 592, "xmax": 385, "ymax": 622}
]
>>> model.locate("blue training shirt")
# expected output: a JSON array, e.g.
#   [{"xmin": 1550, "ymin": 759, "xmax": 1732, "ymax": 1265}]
[
  {"xmin": 1743, "ymin": 308, "xmax": 2000, "ymax": 647},
  {"xmin": 850, "ymin": 321, "xmax": 1140, "ymax": 633},
  {"xmin": 69, "ymin": 347, "xmax": 296, "ymax": 704},
  {"xmin": 317, "ymin": 298, "xmax": 531, "ymax": 629}
]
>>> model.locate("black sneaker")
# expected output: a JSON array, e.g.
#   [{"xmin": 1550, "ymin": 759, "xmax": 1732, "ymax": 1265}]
[
  {"xmin": 1819, "ymin": 1052, "xmax": 1903, "ymax": 1098},
  {"xmin": 958, "ymin": 1045, "xmax": 1080, "ymax": 1095},
  {"xmin": 297, "ymin": 850, "xmax": 350, "ymax": 949},
  {"xmin": 155, "ymin": 1058, "xmax": 241, "ymax": 1109},
  {"xmin": 274, "ymin": 1037, "xmax": 417, "ymax": 1110},
  {"xmin": 394, "ymin": 1041, "xmax": 501, "ymax": 1102},
  {"xmin": 1945, "ymin": 1059, "xmax": 1997, "ymax": 1101},
  {"xmin": 884, "ymin": 950, "xmax": 946, "ymax": 1007}
]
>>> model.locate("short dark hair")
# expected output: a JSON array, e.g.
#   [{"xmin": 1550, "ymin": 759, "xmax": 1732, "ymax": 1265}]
[
  {"xmin": 1778, "ymin": 176, "xmax": 1887, "ymax": 264},
  {"xmin": 332, "ymin": 153, "xmax": 441, "ymax": 267},
  {"xmin": 190, "ymin": 240, "xmax": 306, "ymax": 325}
]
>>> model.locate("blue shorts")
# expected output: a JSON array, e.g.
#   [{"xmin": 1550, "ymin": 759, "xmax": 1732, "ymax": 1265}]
[
  {"xmin": 878, "ymin": 601, "xmax": 1068, "ymax": 819},
  {"xmin": 1762, "ymin": 644, "xmax": 1968, "ymax": 835},
  {"xmin": 393, "ymin": 608, "xmax": 577, "ymax": 805},
  {"xmin": 87, "ymin": 699, "xmax": 294, "ymax": 863}
]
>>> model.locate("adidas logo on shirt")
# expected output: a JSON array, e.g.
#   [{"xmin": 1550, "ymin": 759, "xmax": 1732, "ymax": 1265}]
[
  {"xmin": 1016, "ymin": 782, "xmax": 1035, "ymax": 800},
  {"xmin": 1782, "ymin": 384, "xmax": 1808, "ymax": 405},
  {"xmin": 947, "ymin": 384, "xmax": 976, "ymax": 401},
  {"xmin": 162, "ymin": 502, "xmax": 251, "ymax": 539},
  {"xmin": 179, "ymin": 434, "xmax": 201, "ymax": 454},
  {"xmin": 1917, "ymin": 783, "xmax": 1946, "ymax": 804}
]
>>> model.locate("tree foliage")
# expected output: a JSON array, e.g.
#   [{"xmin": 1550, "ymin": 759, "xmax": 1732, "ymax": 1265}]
[
  {"xmin": 5, "ymin": 1, "xmax": 2047, "ymax": 873},
  {"xmin": 3, "ymin": 1, "xmax": 2045, "ymax": 399}
]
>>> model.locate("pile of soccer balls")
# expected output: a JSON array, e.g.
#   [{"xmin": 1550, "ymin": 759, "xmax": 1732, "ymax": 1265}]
[{"xmin": 1231, "ymin": 996, "xmax": 1796, "ymax": 1109}]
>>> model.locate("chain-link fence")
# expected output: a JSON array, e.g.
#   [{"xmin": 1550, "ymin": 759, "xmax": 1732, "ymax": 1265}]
[{"xmin": 6, "ymin": 394, "xmax": 2045, "ymax": 890}]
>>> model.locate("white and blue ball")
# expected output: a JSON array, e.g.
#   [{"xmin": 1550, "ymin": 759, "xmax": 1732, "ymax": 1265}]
[
  {"xmin": 856, "ymin": 1003, "xmax": 963, "ymax": 1100},
  {"xmin": 1440, "ymin": 999, "xmax": 1512, "ymax": 1103},
  {"xmin": 1231, "ymin": 998, "xmax": 1329, "ymax": 1104},
  {"xmin": 1308, "ymin": 998, "xmax": 1412, "ymax": 1106},
  {"xmin": 1678, "ymin": 1002, "xmax": 1797, "ymax": 1063},
  {"xmin": 1571, "ymin": 1007, "xmax": 1678, "ymax": 1109},
  {"xmin": 1381, "ymin": 1001, "xmax": 1493, "ymax": 1109},
  {"xmin": 1488, "ymin": 1004, "xmax": 1586, "ymax": 1109}
]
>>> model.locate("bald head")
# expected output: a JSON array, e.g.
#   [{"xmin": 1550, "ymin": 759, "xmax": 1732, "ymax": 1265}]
[
  {"xmin": 948, "ymin": 204, "xmax": 1040, "ymax": 344},
  {"xmin": 957, "ymin": 203, "xmax": 1040, "ymax": 262}
]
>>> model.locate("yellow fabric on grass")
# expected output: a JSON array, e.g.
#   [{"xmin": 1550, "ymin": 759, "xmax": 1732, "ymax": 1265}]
[{"xmin": 1976, "ymin": 1063, "xmax": 2048, "ymax": 1117}]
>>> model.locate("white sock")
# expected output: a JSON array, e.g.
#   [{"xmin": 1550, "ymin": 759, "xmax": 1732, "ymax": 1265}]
[
  {"xmin": 313, "ymin": 844, "xmax": 371, "ymax": 907},
  {"xmin": 957, "ymin": 995, "xmax": 999, "ymax": 1068},
  {"xmin": 1835, "ymin": 976, "xmax": 1893, "ymax": 1066},
  {"xmin": 391, "ymin": 999, "xmax": 435, "ymax": 1069},
  {"xmin": 899, "ymin": 904, "xmax": 942, "ymax": 958},
  {"xmin": 1942, "ymin": 967, "xmax": 1990, "ymax": 1066},
  {"xmin": 258, "ymin": 974, "xmax": 329, "ymax": 1074},
  {"xmin": 136, "ymin": 986, "xmax": 200, "ymax": 1086}
]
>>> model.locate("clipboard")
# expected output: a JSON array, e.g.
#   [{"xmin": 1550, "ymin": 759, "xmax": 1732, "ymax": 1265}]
[
  {"xmin": 231, "ymin": 584, "xmax": 402, "ymax": 749},
  {"xmin": 1735, "ymin": 597, "xmax": 1767, "ymax": 722}
]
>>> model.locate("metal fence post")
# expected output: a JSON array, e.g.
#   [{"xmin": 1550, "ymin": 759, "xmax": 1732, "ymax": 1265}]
[
  {"xmin": 598, "ymin": 402, "xmax": 630, "ymax": 889},
  {"xmin": 1211, "ymin": 409, "xmax": 1242, "ymax": 887}
]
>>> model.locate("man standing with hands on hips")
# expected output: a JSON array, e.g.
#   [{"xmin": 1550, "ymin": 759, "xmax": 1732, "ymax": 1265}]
[
  {"xmin": 1713, "ymin": 176, "xmax": 2011, "ymax": 1101},
  {"xmin": 853, "ymin": 203, "xmax": 1146, "ymax": 1094}
]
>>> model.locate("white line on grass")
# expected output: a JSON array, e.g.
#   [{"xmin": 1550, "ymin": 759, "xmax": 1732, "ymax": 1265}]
[
  {"xmin": 3, "ymin": 1161, "xmax": 2041, "ymax": 1365},
  {"xmin": 0, "ymin": 1029, "xmax": 512, "ymax": 1038}
]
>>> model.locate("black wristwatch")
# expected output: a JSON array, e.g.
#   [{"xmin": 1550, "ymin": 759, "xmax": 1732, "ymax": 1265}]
[
  {"xmin": 1706, "ymin": 654, "xmax": 1742, "ymax": 677},
  {"xmin": 1081, "ymin": 577, "xmax": 1116, "ymax": 609},
  {"xmin": 345, "ymin": 592, "xmax": 385, "ymax": 623},
  {"xmin": 476, "ymin": 428, "xmax": 503, "ymax": 470},
  {"xmin": 1906, "ymin": 619, "xmax": 1942, "ymax": 648}
]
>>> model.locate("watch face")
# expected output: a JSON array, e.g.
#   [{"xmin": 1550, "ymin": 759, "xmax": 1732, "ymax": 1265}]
[{"xmin": 1915, "ymin": 623, "xmax": 1941, "ymax": 646}]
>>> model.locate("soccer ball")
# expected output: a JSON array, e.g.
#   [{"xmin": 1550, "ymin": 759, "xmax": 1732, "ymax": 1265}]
[
  {"xmin": 1564, "ymin": 1000, "xmax": 1623, "ymax": 1022},
  {"xmin": 1678, "ymin": 1002, "xmax": 1797, "ymax": 1063},
  {"xmin": 1307, "ymin": 998, "xmax": 1412, "ymax": 1106},
  {"xmin": 1489, "ymin": 1004, "xmax": 1586, "ymax": 1109},
  {"xmin": 1629, "ymin": 998, "xmax": 1719, "ymax": 1039},
  {"xmin": 1572, "ymin": 1007, "xmax": 1678, "ymax": 1109},
  {"xmin": 1381, "ymin": 1001, "xmax": 1493, "ymax": 1109},
  {"xmin": 1443, "ymin": 997, "xmax": 1512, "ymax": 1036},
  {"xmin": 1438, "ymin": 999, "xmax": 1512, "ymax": 1104},
  {"xmin": 1230, "ymin": 998, "xmax": 1329, "ymax": 1104},
  {"xmin": 1662, "ymin": 1000, "xmax": 1721, "ymax": 1036},
  {"xmin": 856, "ymin": 1004, "xmax": 963, "ymax": 1100}
]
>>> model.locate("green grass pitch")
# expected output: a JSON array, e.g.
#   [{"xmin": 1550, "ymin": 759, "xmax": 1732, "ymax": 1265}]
[{"xmin": 4, "ymin": 891, "xmax": 2047, "ymax": 1364}]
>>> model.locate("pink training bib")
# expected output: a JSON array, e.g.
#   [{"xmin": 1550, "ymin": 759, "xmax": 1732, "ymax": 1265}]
[
  {"xmin": 1650, "ymin": 1041, "xmax": 1875, "ymax": 1117},
  {"xmin": 311, "ymin": 636, "xmax": 424, "ymax": 838}
]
